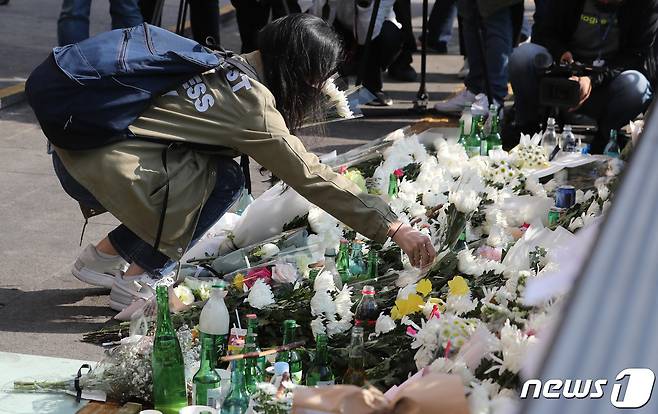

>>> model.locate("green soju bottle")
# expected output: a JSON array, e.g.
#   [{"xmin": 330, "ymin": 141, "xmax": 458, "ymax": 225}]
[
  {"xmin": 486, "ymin": 104, "xmax": 503, "ymax": 155},
  {"xmin": 348, "ymin": 240, "xmax": 365, "ymax": 276},
  {"xmin": 342, "ymin": 326, "xmax": 366, "ymax": 387},
  {"xmin": 457, "ymin": 119, "xmax": 467, "ymax": 146},
  {"xmin": 193, "ymin": 335, "xmax": 221, "ymax": 406},
  {"xmin": 387, "ymin": 173, "xmax": 399, "ymax": 198},
  {"xmin": 465, "ymin": 115, "xmax": 482, "ymax": 158},
  {"xmin": 336, "ymin": 239, "xmax": 352, "ymax": 283},
  {"xmin": 454, "ymin": 230, "xmax": 467, "ymax": 251},
  {"xmin": 275, "ymin": 320, "xmax": 303, "ymax": 384},
  {"xmin": 365, "ymin": 249, "xmax": 378, "ymax": 278},
  {"xmin": 244, "ymin": 314, "xmax": 264, "ymax": 394},
  {"xmin": 152, "ymin": 286, "xmax": 187, "ymax": 414},
  {"xmin": 306, "ymin": 334, "xmax": 335, "ymax": 386},
  {"xmin": 221, "ymin": 359, "xmax": 249, "ymax": 414}
]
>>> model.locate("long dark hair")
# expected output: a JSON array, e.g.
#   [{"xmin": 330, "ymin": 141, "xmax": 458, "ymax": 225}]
[{"xmin": 258, "ymin": 14, "xmax": 343, "ymax": 133}]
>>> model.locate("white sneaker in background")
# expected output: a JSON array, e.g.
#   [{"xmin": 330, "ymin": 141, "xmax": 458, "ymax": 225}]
[
  {"xmin": 72, "ymin": 244, "xmax": 128, "ymax": 288},
  {"xmin": 109, "ymin": 272, "xmax": 176, "ymax": 311},
  {"xmin": 457, "ymin": 60, "xmax": 470, "ymax": 79},
  {"xmin": 471, "ymin": 93, "xmax": 491, "ymax": 116},
  {"xmin": 433, "ymin": 89, "xmax": 476, "ymax": 114}
]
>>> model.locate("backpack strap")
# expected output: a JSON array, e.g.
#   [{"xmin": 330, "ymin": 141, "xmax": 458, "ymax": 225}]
[{"xmin": 216, "ymin": 51, "xmax": 260, "ymax": 194}]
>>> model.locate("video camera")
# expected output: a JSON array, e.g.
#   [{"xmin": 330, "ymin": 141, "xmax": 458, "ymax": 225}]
[{"xmin": 534, "ymin": 54, "xmax": 603, "ymax": 109}]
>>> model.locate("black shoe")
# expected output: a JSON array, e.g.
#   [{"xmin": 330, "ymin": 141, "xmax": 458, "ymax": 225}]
[
  {"xmin": 388, "ymin": 64, "xmax": 418, "ymax": 82},
  {"xmin": 419, "ymin": 36, "xmax": 448, "ymax": 54},
  {"xmin": 366, "ymin": 91, "xmax": 394, "ymax": 106}
]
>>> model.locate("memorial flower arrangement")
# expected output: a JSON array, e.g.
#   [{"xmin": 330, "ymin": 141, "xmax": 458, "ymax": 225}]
[{"xmin": 74, "ymin": 129, "xmax": 617, "ymax": 410}]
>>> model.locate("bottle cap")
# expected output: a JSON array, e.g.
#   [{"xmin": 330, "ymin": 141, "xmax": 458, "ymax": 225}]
[
  {"xmin": 246, "ymin": 314, "xmax": 257, "ymax": 319},
  {"xmin": 283, "ymin": 319, "xmax": 298, "ymax": 329},
  {"xmin": 362, "ymin": 285, "xmax": 376, "ymax": 295},
  {"xmin": 324, "ymin": 248, "xmax": 336, "ymax": 257},
  {"xmin": 309, "ymin": 261, "xmax": 325, "ymax": 269},
  {"xmin": 274, "ymin": 361, "xmax": 290, "ymax": 376}
]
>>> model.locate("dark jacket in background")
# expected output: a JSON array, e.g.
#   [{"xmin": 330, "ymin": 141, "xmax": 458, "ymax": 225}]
[{"xmin": 533, "ymin": 0, "xmax": 658, "ymax": 86}]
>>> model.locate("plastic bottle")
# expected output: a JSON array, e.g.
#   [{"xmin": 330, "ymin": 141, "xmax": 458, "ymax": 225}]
[
  {"xmin": 324, "ymin": 248, "xmax": 343, "ymax": 290},
  {"xmin": 199, "ymin": 283, "xmax": 230, "ymax": 360},
  {"xmin": 541, "ymin": 117, "xmax": 558, "ymax": 157},
  {"xmin": 560, "ymin": 124, "xmax": 577, "ymax": 152},
  {"xmin": 604, "ymin": 130, "xmax": 620, "ymax": 158},
  {"xmin": 354, "ymin": 285, "xmax": 379, "ymax": 336}
]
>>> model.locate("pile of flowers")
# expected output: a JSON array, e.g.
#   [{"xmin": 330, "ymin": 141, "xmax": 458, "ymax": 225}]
[{"xmin": 76, "ymin": 128, "xmax": 618, "ymax": 412}]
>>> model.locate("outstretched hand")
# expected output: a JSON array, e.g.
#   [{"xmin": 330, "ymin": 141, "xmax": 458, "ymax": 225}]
[{"xmin": 389, "ymin": 222, "xmax": 436, "ymax": 269}]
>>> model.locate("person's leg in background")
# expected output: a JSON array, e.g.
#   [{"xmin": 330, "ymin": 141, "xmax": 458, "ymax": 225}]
[
  {"xmin": 578, "ymin": 71, "xmax": 653, "ymax": 153},
  {"xmin": 231, "ymin": 0, "xmax": 271, "ymax": 53},
  {"xmin": 389, "ymin": 0, "xmax": 418, "ymax": 82},
  {"xmin": 435, "ymin": 0, "xmax": 513, "ymax": 114},
  {"xmin": 434, "ymin": 0, "xmax": 480, "ymax": 113},
  {"xmin": 508, "ymin": 42, "xmax": 551, "ymax": 128},
  {"xmin": 109, "ymin": 0, "xmax": 144, "ymax": 30},
  {"xmin": 426, "ymin": 0, "xmax": 458, "ymax": 54},
  {"xmin": 188, "ymin": 0, "xmax": 221, "ymax": 48},
  {"xmin": 57, "ymin": 0, "xmax": 92, "ymax": 46},
  {"xmin": 364, "ymin": 20, "xmax": 404, "ymax": 105},
  {"xmin": 138, "ymin": 0, "xmax": 157, "ymax": 24}
]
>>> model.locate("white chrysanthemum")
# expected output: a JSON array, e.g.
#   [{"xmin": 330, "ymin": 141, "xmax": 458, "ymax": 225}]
[
  {"xmin": 322, "ymin": 77, "xmax": 353, "ymax": 118},
  {"xmin": 458, "ymin": 248, "xmax": 486, "ymax": 276},
  {"xmin": 487, "ymin": 225, "xmax": 512, "ymax": 248},
  {"xmin": 313, "ymin": 270, "xmax": 337, "ymax": 292},
  {"xmin": 525, "ymin": 176, "xmax": 547, "ymax": 197},
  {"xmin": 246, "ymin": 279, "xmax": 275, "ymax": 309},
  {"xmin": 486, "ymin": 320, "xmax": 537, "ymax": 375},
  {"xmin": 173, "ymin": 285, "xmax": 195, "ymax": 305},
  {"xmin": 375, "ymin": 313, "xmax": 396, "ymax": 335},
  {"xmin": 310, "ymin": 315, "xmax": 327, "ymax": 337},
  {"xmin": 435, "ymin": 139, "xmax": 469, "ymax": 177},
  {"xmin": 457, "ymin": 249, "xmax": 505, "ymax": 276},
  {"xmin": 446, "ymin": 294, "xmax": 478, "ymax": 315},
  {"xmin": 326, "ymin": 317, "xmax": 352, "ymax": 337},
  {"xmin": 597, "ymin": 184, "xmax": 610, "ymax": 201},
  {"xmin": 449, "ymin": 190, "xmax": 482, "ymax": 213},
  {"xmin": 310, "ymin": 290, "xmax": 336, "ymax": 316},
  {"xmin": 307, "ymin": 206, "xmax": 342, "ymax": 251},
  {"xmin": 334, "ymin": 285, "xmax": 354, "ymax": 319},
  {"xmin": 260, "ymin": 243, "xmax": 280, "ymax": 260},
  {"xmin": 197, "ymin": 285, "xmax": 211, "ymax": 301}
]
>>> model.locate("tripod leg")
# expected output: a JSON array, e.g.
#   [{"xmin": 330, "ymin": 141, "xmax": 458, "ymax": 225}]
[
  {"xmin": 413, "ymin": 0, "xmax": 429, "ymax": 111},
  {"xmin": 475, "ymin": 12, "xmax": 494, "ymax": 106}
]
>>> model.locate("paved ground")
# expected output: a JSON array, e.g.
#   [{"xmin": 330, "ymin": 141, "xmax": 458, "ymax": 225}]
[{"xmin": 0, "ymin": 0, "xmax": 464, "ymax": 360}]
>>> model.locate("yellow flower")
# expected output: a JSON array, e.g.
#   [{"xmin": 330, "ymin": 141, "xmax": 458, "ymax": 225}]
[
  {"xmin": 391, "ymin": 306, "xmax": 402, "ymax": 320},
  {"xmin": 395, "ymin": 293, "xmax": 425, "ymax": 317},
  {"xmin": 416, "ymin": 279, "xmax": 432, "ymax": 297},
  {"xmin": 233, "ymin": 273, "xmax": 245, "ymax": 290},
  {"xmin": 448, "ymin": 276, "xmax": 470, "ymax": 296}
]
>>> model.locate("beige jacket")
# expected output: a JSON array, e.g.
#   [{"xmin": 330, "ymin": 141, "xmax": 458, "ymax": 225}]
[{"xmin": 55, "ymin": 52, "xmax": 398, "ymax": 259}]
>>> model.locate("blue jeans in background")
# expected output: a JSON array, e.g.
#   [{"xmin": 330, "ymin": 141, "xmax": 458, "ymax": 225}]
[
  {"xmin": 458, "ymin": 0, "xmax": 513, "ymax": 104},
  {"xmin": 427, "ymin": 0, "xmax": 458, "ymax": 45},
  {"xmin": 510, "ymin": 43, "xmax": 654, "ymax": 135},
  {"xmin": 58, "ymin": 0, "xmax": 143, "ymax": 46},
  {"xmin": 52, "ymin": 152, "xmax": 244, "ymax": 275}
]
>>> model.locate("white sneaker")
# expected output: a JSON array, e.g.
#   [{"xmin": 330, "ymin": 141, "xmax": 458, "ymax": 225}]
[
  {"xmin": 109, "ymin": 273, "xmax": 176, "ymax": 311},
  {"xmin": 471, "ymin": 93, "xmax": 490, "ymax": 116},
  {"xmin": 434, "ymin": 89, "xmax": 476, "ymax": 115},
  {"xmin": 457, "ymin": 60, "xmax": 469, "ymax": 79},
  {"xmin": 72, "ymin": 244, "xmax": 128, "ymax": 288}
]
